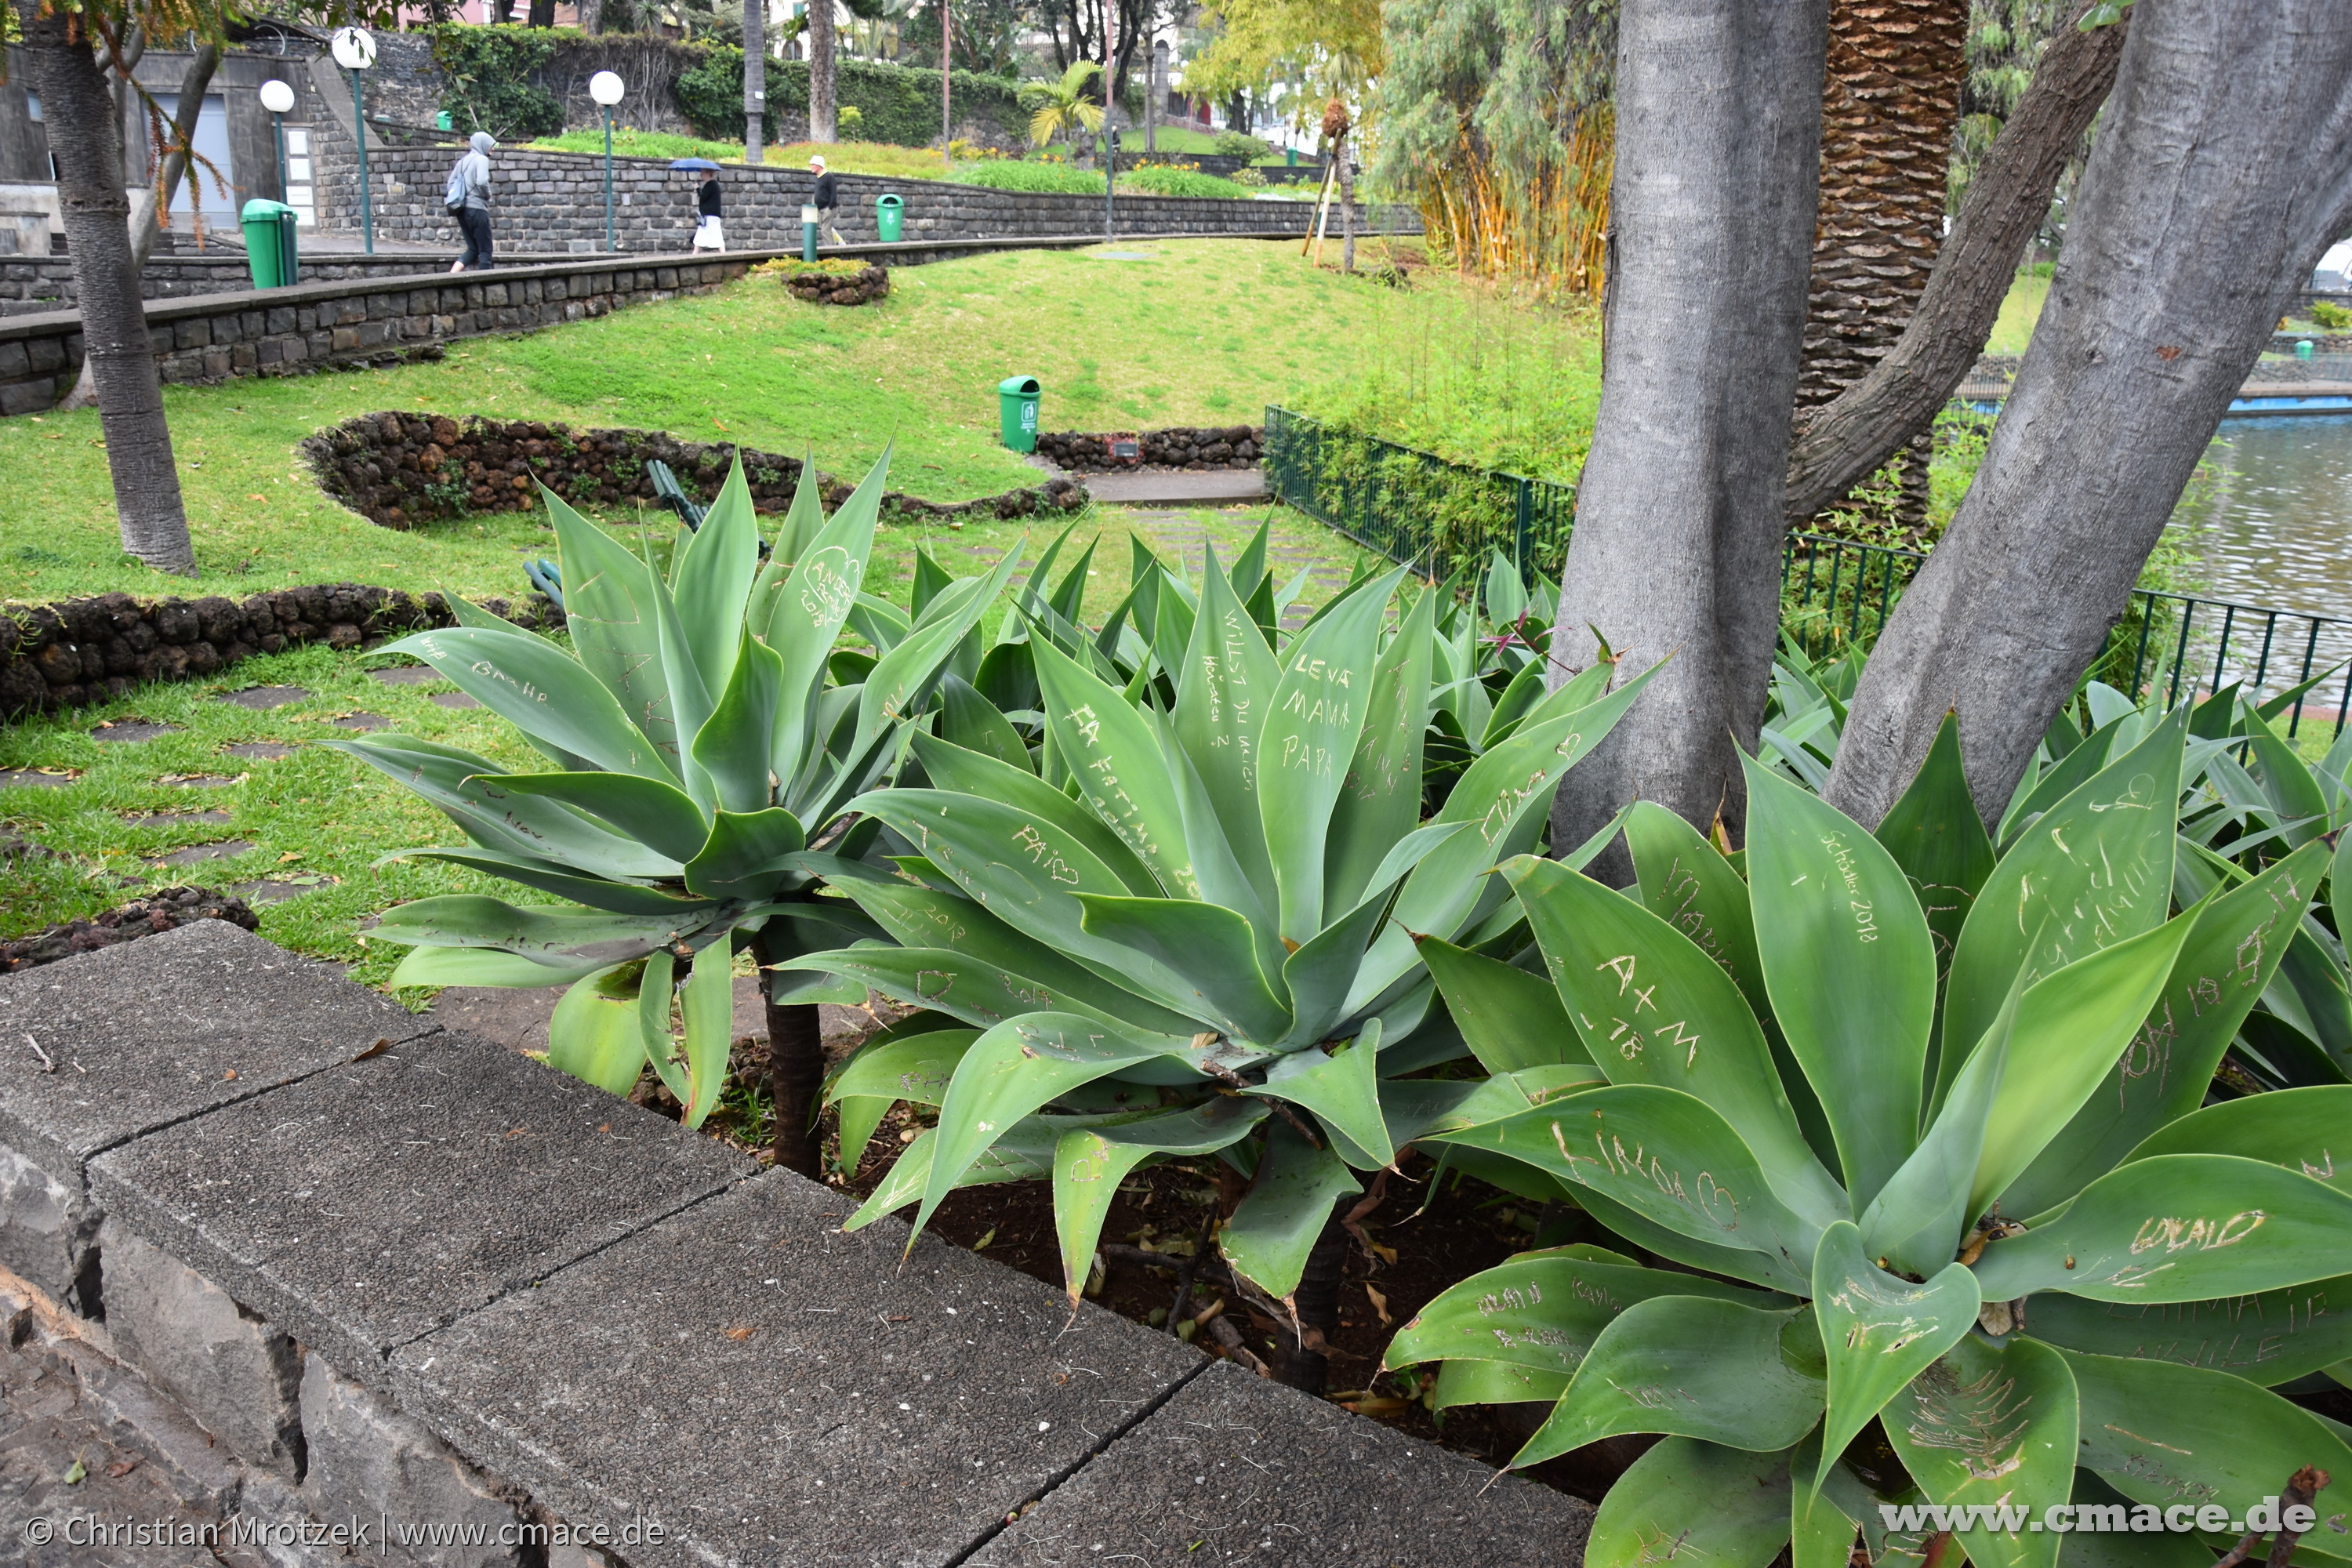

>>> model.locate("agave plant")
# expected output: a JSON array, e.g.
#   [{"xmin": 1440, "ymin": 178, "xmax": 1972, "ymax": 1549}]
[
  {"xmin": 793, "ymin": 550, "xmax": 1653, "ymax": 1385},
  {"xmin": 1380, "ymin": 707, "xmax": 2352, "ymax": 1565},
  {"xmin": 336, "ymin": 452, "xmax": 1018, "ymax": 1173}
]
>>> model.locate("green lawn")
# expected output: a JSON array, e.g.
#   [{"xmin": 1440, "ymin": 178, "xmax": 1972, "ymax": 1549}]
[
  {"xmin": 0, "ymin": 238, "xmax": 1506, "ymax": 604},
  {"xmin": 1986, "ymin": 267, "xmax": 2051, "ymax": 357}
]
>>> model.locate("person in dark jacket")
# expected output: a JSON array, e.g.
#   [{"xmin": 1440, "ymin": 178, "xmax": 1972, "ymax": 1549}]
[
  {"xmin": 808, "ymin": 155, "xmax": 844, "ymax": 245},
  {"xmin": 691, "ymin": 172, "xmax": 724, "ymax": 252},
  {"xmin": 448, "ymin": 132, "xmax": 496, "ymax": 274}
]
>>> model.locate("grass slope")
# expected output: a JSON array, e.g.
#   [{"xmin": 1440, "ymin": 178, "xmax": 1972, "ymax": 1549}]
[{"xmin": 0, "ymin": 238, "xmax": 1498, "ymax": 604}]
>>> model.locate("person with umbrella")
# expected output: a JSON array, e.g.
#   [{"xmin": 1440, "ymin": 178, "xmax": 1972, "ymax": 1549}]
[{"xmin": 671, "ymin": 157, "xmax": 724, "ymax": 252}]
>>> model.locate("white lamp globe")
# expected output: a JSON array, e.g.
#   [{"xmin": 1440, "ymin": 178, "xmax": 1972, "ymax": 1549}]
[
  {"xmin": 258, "ymin": 78, "xmax": 296, "ymax": 115},
  {"xmin": 329, "ymin": 27, "xmax": 376, "ymax": 71},
  {"xmin": 589, "ymin": 71, "xmax": 626, "ymax": 107}
]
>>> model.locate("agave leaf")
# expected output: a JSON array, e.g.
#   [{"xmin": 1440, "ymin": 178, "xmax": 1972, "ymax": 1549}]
[
  {"xmin": 908, "ymin": 733, "xmax": 1160, "ymax": 895},
  {"xmin": 826, "ymin": 1027, "xmax": 979, "ymax": 1109},
  {"xmin": 383, "ymin": 626, "xmax": 673, "ymax": 781},
  {"xmin": 544, "ymin": 963, "xmax": 649, "ymax": 1095},
  {"xmin": 1480, "ymin": 660, "xmax": 1549, "ymax": 751},
  {"xmin": 1258, "ymin": 566, "xmax": 1403, "ymax": 943},
  {"xmin": 761, "ymin": 466, "xmax": 882, "ymax": 774},
  {"xmin": 1157, "ymin": 713, "xmax": 1281, "ymax": 960},
  {"xmin": 1742, "ymin": 759, "xmax": 1936, "ymax": 1210},
  {"xmin": 1385, "ymin": 1249, "xmax": 1786, "ymax": 1379},
  {"xmin": 2121, "ymin": 1083, "xmax": 2352, "ymax": 1193},
  {"xmin": 1883, "ymin": 1334, "xmax": 2075, "ymax": 1568},
  {"xmin": 543, "ymin": 489, "xmax": 675, "ymax": 759},
  {"xmin": 389, "ymin": 946, "xmax": 608, "ymax": 989},
  {"xmin": 681, "ymin": 808, "xmax": 804, "ymax": 900},
  {"xmin": 1251, "ymin": 1029, "xmax": 1391, "ymax": 1169},
  {"xmin": 938, "ymin": 673, "xmax": 1032, "ymax": 772},
  {"xmin": 1218, "ymin": 1117, "xmax": 1362, "ymax": 1298},
  {"xmin": 1998, "ymin": 715, "xmax": 2122, "ymax": 845},
  {"xmin": 1417, "ymin": 936, "xmax": 1588, "ymax": 1073},
  {"xmin": 2267, "ymin": 917, "xmax": 2352, "ymax": 1078},
  {"xmin": 1431, "ymin": 1359, "xmax": 1571, "ymax": 1410},
  {"xmin": 636, "ymin": 948, "xmax": 685, "ymax": 1104},
  {"xmin": 1323, "ymin": 586, "xmax": 1434, "ymax": 913},
  {"xmin": 1971, "ymin": 1153, "xmax": 2352, "ymax": 1302},
  {"xmin": 486, "ymin": 771, "xmax": 710, "ymax": 865},
  {"xmin": 1873, "ymin": 712, "xmax": 1998, "ymax": 986},
  {"xmin": 1859, "ymin": 968, "xmax": 2021, "ymax": 1279},
  {"xmin": 675, "ymin": 935, "xmax": 732, "ymax": 1127},
  {"xmin": 367, "ymin": 895, "xmax": 686, "ymax": 966},
  {"xmin": 1033, "ymin": 638, "xmax": 1200, "ymax": 898},
  {"xmin": 1506, "ymin": 856, "xmax": 1843, "ymax": 1224},
  {"xmin": 2026, "ymin": 1272, "xmax": 2352, "ymax": 1385},
  {"xmin": 1430, "ymin": 1086, "xmax": 1825, "ymax": 1279},
  {"xmin": 845, "ymin": 1117, "xmax": 1083, "ymax": 1229},
  {"xmin": 1589, "ymin": 1439, "xmax": 1792, "ymax": 1568},
  {"xmin": 765, "ymin": 451, "xmax": 826, "ymax": 564},
  {"xmin": 670, "ymin": 454, "xmax": 762, "ymax": 698},
  {"xmin": 2062, "ymin": 1348, "xmax": 2352, "ymax": 1543},
  {"xmin": 1073, "ymin": 895, "xmax": 1289, "ymax": 1043},
  {"xmin": 690, "ymin": 628, "xmax": 783, "ymax": 816},
  {"xmin": 1628, "ymin": 802, "xmax": 1769, "ymax": 1011},
  {"xmin": 393, "ymin": 847, "xmax": 717, "ymax": 917},
  {"xmin": 1051, "ymin": 1098, "xmax": 1268, "ymax": 1304},
  {"xmin": 1970, "ymin": 914, "xmax": 2197, "ymax": 1218},
  {"xmin": 2242, "ymin": 702, "xmax": 2331, "ymax": 851},
  {"xmin": 1809, "ymin": 1221, "xmax": 1980, "ymax": 1497},
  {"xmin": 2005, "ymin": 842, "xmax": 2328, "ymax": 1218},
  {"xmin": 644, "ymin": 549, "xmax": 715, "ymax": 801},
  {"xmin": 1513, "ymin": 1297, "xmax": 1824, "ymax": 1468},
  {"xmin": 1381, "ymin": 1065, "xmax": 1605, "ymax": 1145},
  {"xmin": 854, "ymin": 548, "xmax": 1025, "ymax": 764},
  {"xmin": 1173, "ymin": 543, "xmax": 1282, "ymax": 905},
  {"xmin": 913, "ymin": 1013, "xmax": 1167, "ymax": 1242},
  {"xmin": 1943, "ymin": 705, "xmax": 2187, "ymax": 1105}
]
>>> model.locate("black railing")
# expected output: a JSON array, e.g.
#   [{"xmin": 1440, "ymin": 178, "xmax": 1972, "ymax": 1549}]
[{"xmin": 1268, "ymin": 405, "xmax": 2352, "ymax": 739}]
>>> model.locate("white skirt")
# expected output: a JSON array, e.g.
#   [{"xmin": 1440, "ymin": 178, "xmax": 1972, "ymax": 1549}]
[{"xmin": 693, "ymin": 216, "xmax": 724, "ymax": 251}]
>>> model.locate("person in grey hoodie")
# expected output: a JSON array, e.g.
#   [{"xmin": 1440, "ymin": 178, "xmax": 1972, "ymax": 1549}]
[{"xmin": 449, "ymin": 132, "xmax": 497, "ymax": 274}]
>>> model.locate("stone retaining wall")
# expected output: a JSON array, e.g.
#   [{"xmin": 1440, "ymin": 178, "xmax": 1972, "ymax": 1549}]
[
  {"xmin": 0, "ymin": 922, "xmax": 1593, "ymax": 1566},
  {"xmin": 0, "ymin": 583, "xmax": 550, "ymax": 718},
  {"xmin": 303, "ymin": 409, "xmax": 1087, "ymax": 531},
  {"xmin": 1036, "ymin": 423, "xmax": 1264, "ymax": 472},
  {"xmin": 307, "ymin": 144, "xmax": 1413, "ymax": 255},
  {"xmin": 0, "ymin": 250, "xmax": 604, "ymax": 318}
]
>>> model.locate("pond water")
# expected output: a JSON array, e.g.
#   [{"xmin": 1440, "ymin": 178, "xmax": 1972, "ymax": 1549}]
[{"xmin": 2161, "ymin": 412, "xmax": 2352, "ymax": 731}]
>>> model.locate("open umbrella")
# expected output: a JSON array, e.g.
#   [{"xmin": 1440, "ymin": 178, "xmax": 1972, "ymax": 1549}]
[{"xmin": 668, "ymin": 158, "xmax": 721, "ymax": 171}]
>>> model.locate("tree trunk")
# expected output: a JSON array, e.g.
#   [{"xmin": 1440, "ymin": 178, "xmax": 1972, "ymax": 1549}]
[
  {"xmin": 1792, "ymin": 0, "xmax": 1967, "ymax": 541},
  {"xmin": 744, "ymin": 0, "xmax": 765, "ymax": 166},
  {"xmin": 808, "ymin": 0, "xmax": 838, "ymax": 143},
  {"xmin": 750, "ymin": 927, "xmax": 826, "ymax": 1177},
  {"xmin": 16, "ymin": 0, "xmax": 194, "ymax": 575},
  {"xmin": 577, "ymin": 0, "xmax": 603, "ymax": 33},
  {"xmin": 62, "ymin": 44, "xmax": 220, "ymax": 414},
  {"xmin": 1826, "ymin": 0, "xmax": 2352, "ymax": 831},
  {"xmin": 1784, "ymin": 5, "xmax": 2129, "ymax": 527},
  {"xmin": 1269, "ymin": 1210, "xmax": 1346, "ymax": 1393},
  {"xmin": 1546, "ymin": 0, "xmax": 1828, "ymax": 879},
  {"xmin": 1338, "ymin": 134, "xmax": 1356, "ymax": 274}
]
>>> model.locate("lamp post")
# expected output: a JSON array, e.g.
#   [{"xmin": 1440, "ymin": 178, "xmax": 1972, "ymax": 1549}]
[
  {"xmin": 590, "ymin": 71, "xmax": 626, "ymax": 254},
  {"xmin": 1102, "ymin": 10, "xmax": 1116, "ymax": 243},
  {"xmin": 329, "ymin": 27, "xmax": 376, "ymax": 255},
  {"xmin": 259, "ymin": 78, "xmax": 296, "ymax": 201},
  {"xmin": 941, "ymin": 0, "xmax": 952, "ymax": 177}
]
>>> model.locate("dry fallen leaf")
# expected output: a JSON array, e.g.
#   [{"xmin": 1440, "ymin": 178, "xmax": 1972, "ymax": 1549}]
[
  {"xmin": 724, "ymin": 1324, "xmax": 757, "ymax": 1341},
  {"xmin": 971, "ymin": 1226, "xmax": 996, "ymax": 1251},
  {"xmin": 222, "ymin": 1069, "xmax": 238, "ymax": 1081},
  {"xmin": 1365, "ymin": 1283, "xmax": 1392, "ymax": 1327}
]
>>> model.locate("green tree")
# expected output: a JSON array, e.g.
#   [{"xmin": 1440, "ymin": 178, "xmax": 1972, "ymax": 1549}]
[{"xmin": 1020, "ymin": 59, "xmax": 1102, "ymax": 150}]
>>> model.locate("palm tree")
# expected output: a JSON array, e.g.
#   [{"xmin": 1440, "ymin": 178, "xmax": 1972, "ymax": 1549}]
[
  {"xmin": 1793, "ymin": 0, "xmax": 1970, "ymax": 540},
  {"xmin": 1022, "ymin": 60, "xmax": 1103, "ymax": 152}
]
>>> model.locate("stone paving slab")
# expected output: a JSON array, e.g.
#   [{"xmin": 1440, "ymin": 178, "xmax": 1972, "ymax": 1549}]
[
  {"xmin": 88, "ymin": 1029, "xmax": 753, "ymax": 1388},
  {"xmin": 390, "ymin": 1168, "xmax": 1206, "ymax": 1568},
  {"xmin": 0, "ymin": 920, "xmax": 431, "ymax": 1189},
  {"xmin": 1085, "ymin": 471, "xmax": 1266, "ymax": 506},
  {"xmin": 972, "ymin": 1360, "xmax": 1592, "ymax": 1567}
]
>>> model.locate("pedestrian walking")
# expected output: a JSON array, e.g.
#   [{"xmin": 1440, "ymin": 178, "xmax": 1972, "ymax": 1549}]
[
  {"xmin": 445, "ymin": 132, "xmax": 496, "ymax": 274},
  {"xmin": 691, "ymin": 169, "xmax": 724, "ymax": 252},
  {"xmin": 809, "ymin": 155, "xmax": 844, "ymax": 245}
]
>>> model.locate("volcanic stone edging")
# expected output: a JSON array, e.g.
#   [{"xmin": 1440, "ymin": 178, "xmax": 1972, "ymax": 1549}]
[{"xmin": 1034, "ymin": 423, "xmax": 1264, "ymax": 473}]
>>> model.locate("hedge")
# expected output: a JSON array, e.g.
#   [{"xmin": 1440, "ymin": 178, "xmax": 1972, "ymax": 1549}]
[{"xmin": 677, "ymin": 55, "xmax": 1025, "ymax": 147}]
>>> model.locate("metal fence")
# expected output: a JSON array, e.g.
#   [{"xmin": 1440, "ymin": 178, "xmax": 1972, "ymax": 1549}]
[{"xmin": 1267, "ymin": 404, "xmax": 2352, "ymax": 739}]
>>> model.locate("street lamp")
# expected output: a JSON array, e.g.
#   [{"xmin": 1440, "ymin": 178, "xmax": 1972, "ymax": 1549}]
[
  {"xmin": 259, "ymin": 78, "xmax": 295, "ymax": 202},
  {"xmin": 590, "ymin": 71, "xmax": 626, "ymax": 255},
  {"xmin": 329, "ymin": 27, "xmax": 376, "ymax": 255}
]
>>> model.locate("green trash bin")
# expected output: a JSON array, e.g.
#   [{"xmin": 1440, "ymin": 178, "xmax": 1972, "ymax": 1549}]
[
  {"xmin": 876, "ymin": 192, "xmax": 905, "ymax": 243},
  {"xmin": 240, "ymin": 198, "xmax": 299, "ymax": 289},
  {"xmin": 997, "ymin": 375, "xmax": 1041, "ymax": 452}
]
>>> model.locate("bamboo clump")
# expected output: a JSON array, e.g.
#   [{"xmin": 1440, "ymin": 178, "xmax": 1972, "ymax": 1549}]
[{"xmin": 1411, "ymin": 115, "xmax": 1612, "ymax": 300}]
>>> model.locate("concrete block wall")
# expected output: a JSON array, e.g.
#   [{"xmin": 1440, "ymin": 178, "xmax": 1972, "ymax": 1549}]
[{"xmin": 0, "ymin": 921, "xmax": 1595, "ymax": 1566}]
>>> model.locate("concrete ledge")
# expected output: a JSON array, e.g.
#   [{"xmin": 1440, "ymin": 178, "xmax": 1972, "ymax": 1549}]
[
  {"xmin": 974, "ymin": 1359, "xmax": 1593, "ymax": 1566},
  {"xmin": 88, "ymin": 1028, "xmax": 752, "ymax": 1386},
  {"xmin": 390, "ymin": 1167, "xmax": 1205, "ymax": 1568}
]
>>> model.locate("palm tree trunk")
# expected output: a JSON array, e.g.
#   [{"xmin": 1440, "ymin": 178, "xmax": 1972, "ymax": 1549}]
[
  {"xmin": 743, "ymin": 0, "xmax": 765, "ymax": 167},
  {"xmin": 16, "ymin": 0, "xmax": 194, "ymax": 575},
  {"xmin": 1269, "ymin": 1210, "xmax": 1346, "ymax": 1393},
  {"xmin": 1338, "ymin": 133, "xmax": 1356, "ymax": 274},
  {"xmin": 62, "ymin": 44, "xmax": 220, "ymax": 413},
  {"xmin": 809, "ymin": 0, "xmax": 838, "ymax": 143},
  {"xmin": 749, "ymin": 927, "xmax": 825, "ymax": 1177},
  {"xmin": 1792, "ymin": 0, "xmax": 1968, "ymax": 542}
]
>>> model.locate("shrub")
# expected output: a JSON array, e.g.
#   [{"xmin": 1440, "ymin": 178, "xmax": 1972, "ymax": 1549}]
[
  {"xmin": 2310, "ymin": 298, "xmax": 2351, "ymax": 330},
  {"xmin": 673, "ymin": 45, "xmax": 779, "ymax": 143},
  {"xmin": 428, "ymin": 24, "xmax": 566, "ymax": 142},
  {"xmin": 1384, "ymin": 710, "xmax": 2352, "ymax": 1563},
  {"xmin": 956, "ymin": 158, "xmax": 1105, "ymax": 195},
  {"xmin": 753, "ymin": 59, "xmax": 1025, "ymax": 147},
  {"xmin": 837, "ymin": 103, "xmax": 862, "ymax": 132},
  {"xmin": 1117, "ymin": 164, "xmax": 1249, "ymax": 199},
  {"xmin": 1213, "ymin": 130, "xmax": 1272, "ymax": 160}
]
